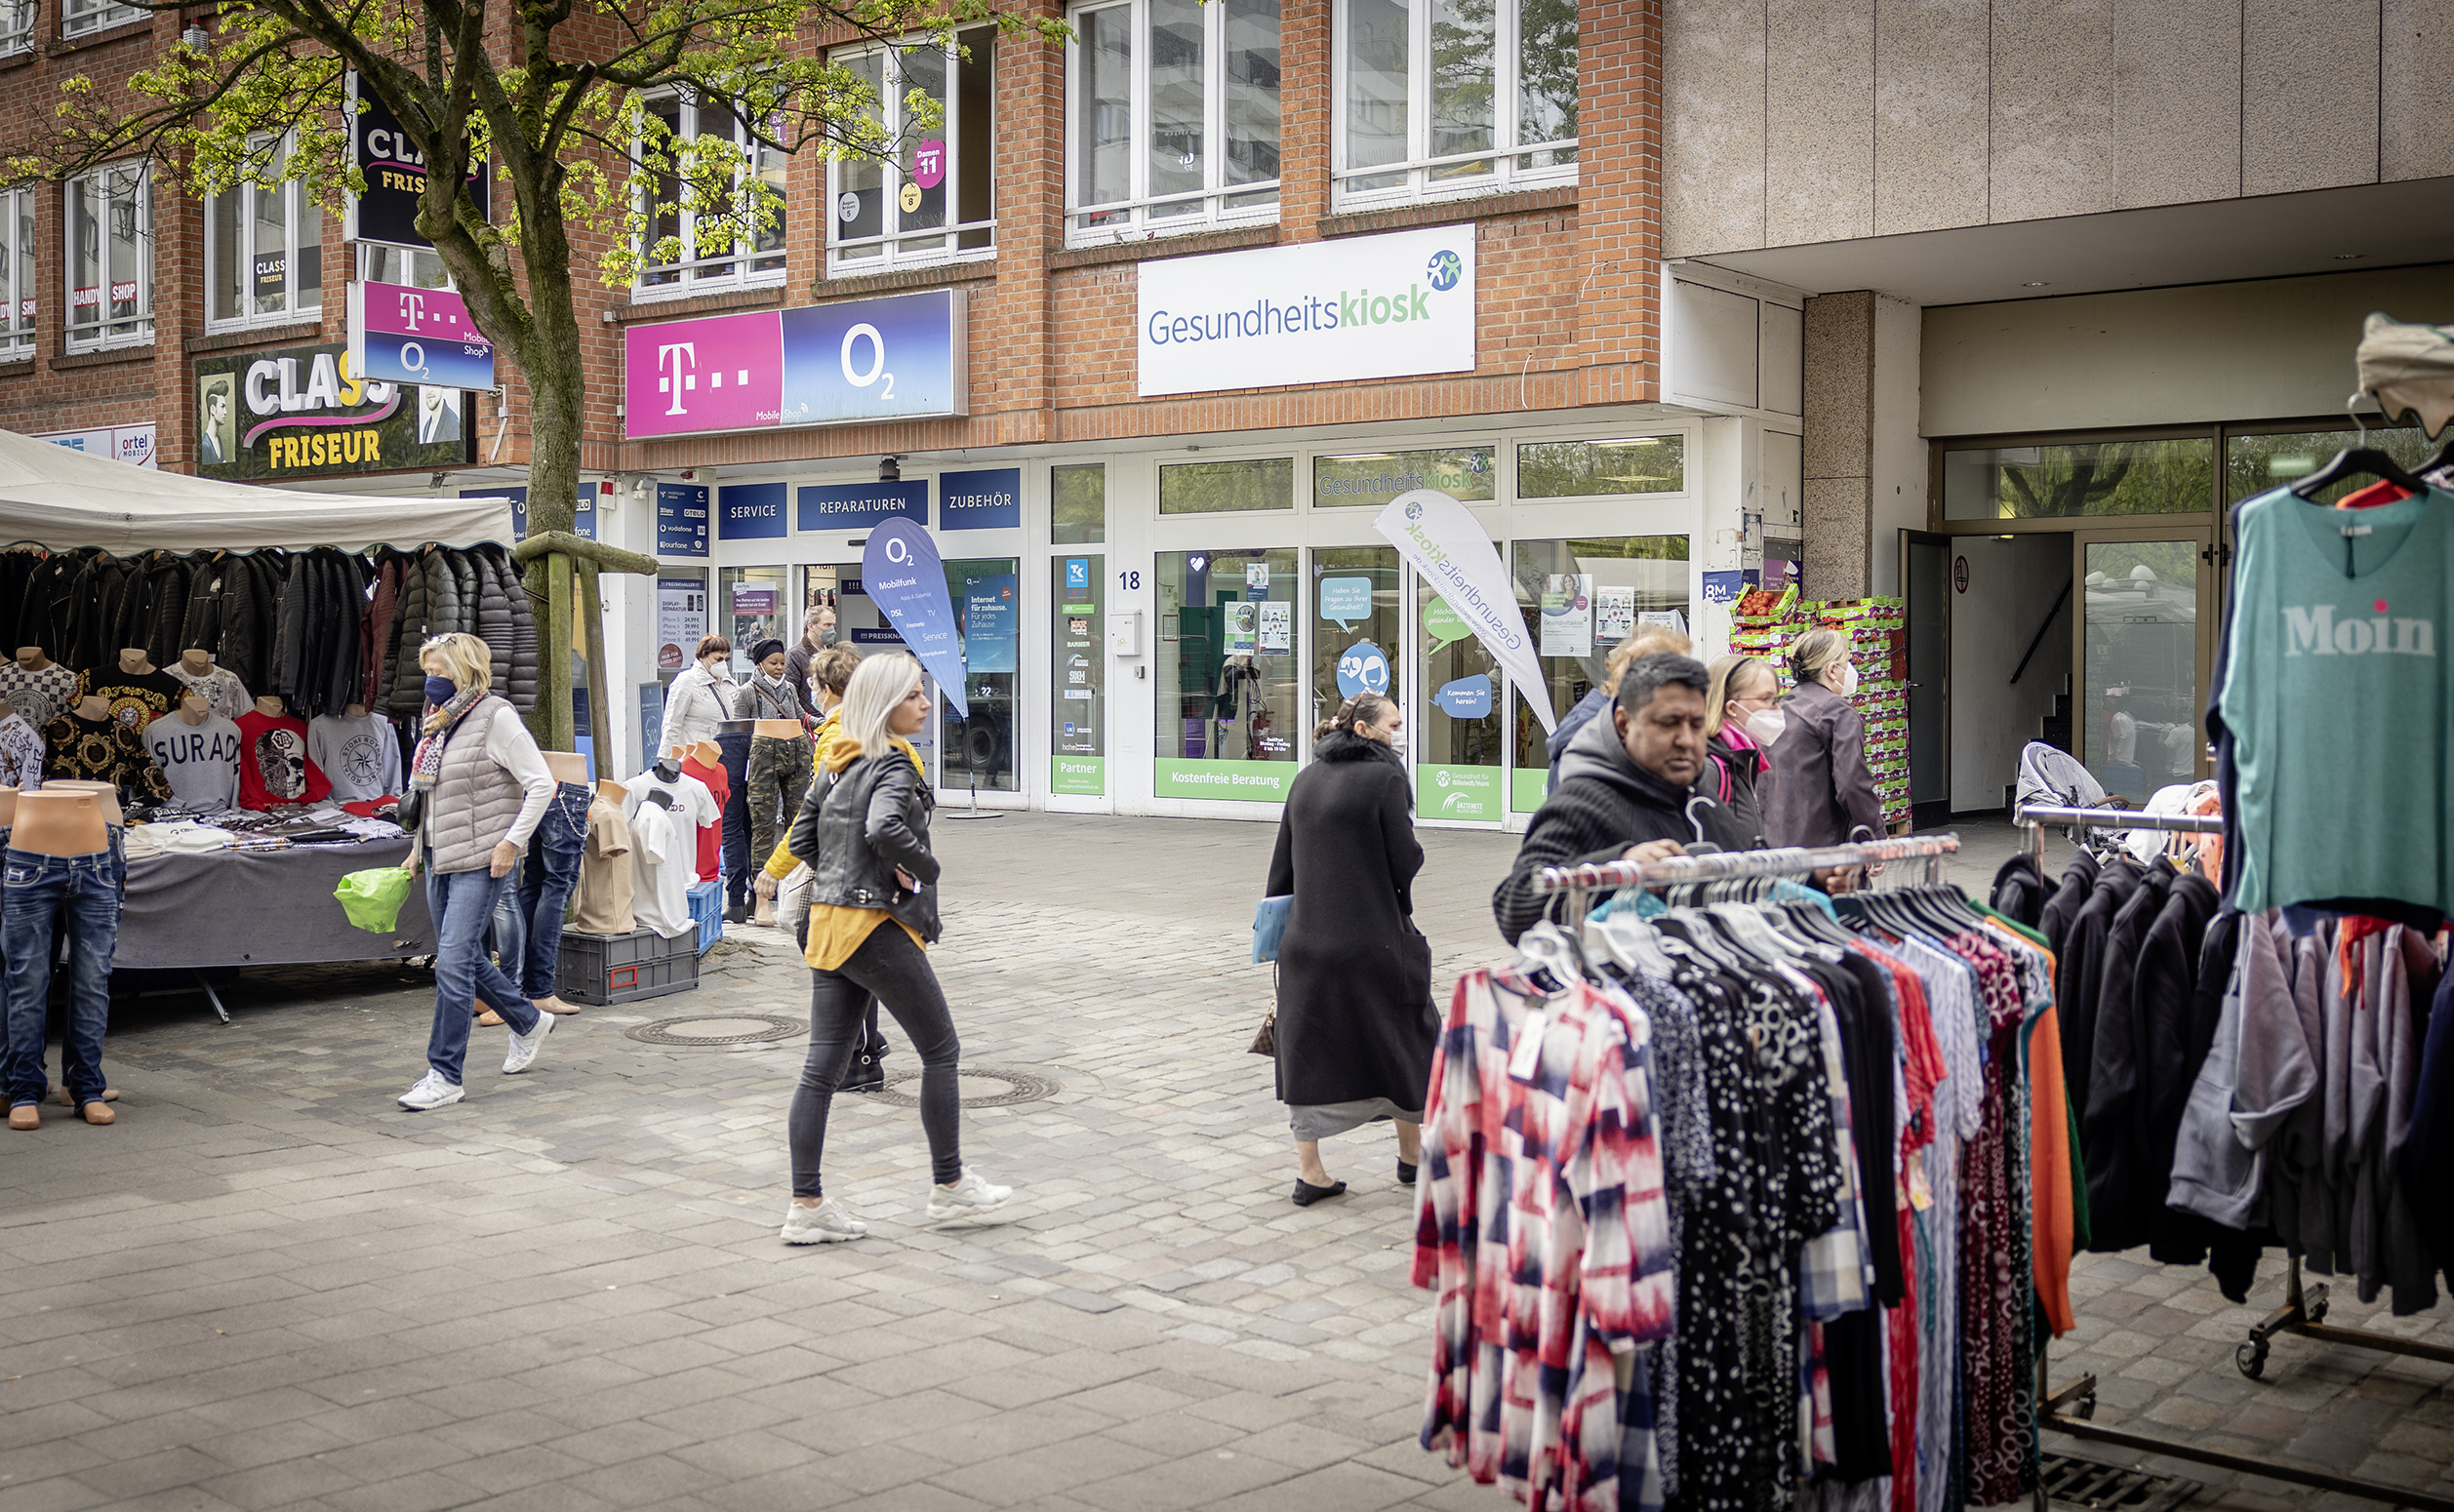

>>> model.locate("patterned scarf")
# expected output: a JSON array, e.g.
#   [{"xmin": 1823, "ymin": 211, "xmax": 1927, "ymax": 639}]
[{"xmin": 409, "ymin": 683, "xmax": 487, "ymax": 791}]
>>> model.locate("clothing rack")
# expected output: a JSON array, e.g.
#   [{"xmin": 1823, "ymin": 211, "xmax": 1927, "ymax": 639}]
[
  {"xmin": 2017, "ymin": 802, "xmax": 2454, "ymax": 1512},
  {"xmin": 1533, "ymin": 832, "xmax": 1963, "ymax": 929}
]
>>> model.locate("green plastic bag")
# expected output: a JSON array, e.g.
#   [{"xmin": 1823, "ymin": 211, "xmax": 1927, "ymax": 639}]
[{"xmin": 335, "ymin": 866, "xmax": 415, "ymax": 933}]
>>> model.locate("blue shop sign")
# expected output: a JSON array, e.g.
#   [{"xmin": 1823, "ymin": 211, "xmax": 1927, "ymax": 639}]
[
  {"xmin": 656, "ymin": 483, "xmax": 709, "ymax": 557},
  {"xmin": 799, "ymin": 480, "xmax": 928, "ymax": 532},
  {"xmin": 718, "ymin": 482, "xmax": 787, "ymax": 539},
  {"xmin": 472, "ymin": 485, "xmax": 593, "ymax": 541},
  {"xmin": 940, "ymin": 467, "xmax": 1021, "ymax": 531}
]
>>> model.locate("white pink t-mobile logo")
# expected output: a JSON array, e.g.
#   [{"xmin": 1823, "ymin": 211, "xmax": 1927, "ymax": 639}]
[{"xmin": 657, "ymin": 341, "xmax": 751, "ymax": 417}]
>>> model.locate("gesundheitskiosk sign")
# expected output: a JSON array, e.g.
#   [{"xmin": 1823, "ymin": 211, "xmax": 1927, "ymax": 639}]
[
  {"xmin": 1375, "ymin": 488, "xmax": 1555, "ymax": 736},
  {"xmin": 861, "ymin": 518, "xmax": 969, "ymax": 719},
  {"xmin": 1137, "ymin": 227, "xmax": 1474, "ymax": 397}
]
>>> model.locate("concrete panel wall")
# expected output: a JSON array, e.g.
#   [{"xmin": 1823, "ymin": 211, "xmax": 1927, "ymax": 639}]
[
  {"xmin": 1920, "ymin": 263, "xmax": 2454, "ymax": 436},
  {"xmin": 1803, "ymin": 291, "xmax": 1875, "ymax": 598},
  {"xmin": 1667, "ymin": 0, "xmax": 2430, "ymax": 258}
]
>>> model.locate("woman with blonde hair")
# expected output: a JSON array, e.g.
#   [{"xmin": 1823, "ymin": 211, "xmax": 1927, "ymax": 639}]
[
  {"xmin": 1764, "ymin": 627, "xmax": 1884, "ymax": 854},
  {"xmin": 396, "ymin": 633, "xmax": 560, "ymax": 1110},
  {"xmin": 1703, "ymin": 654, "xmax": 1781, "ymax": 847},
  {"xmin": 775, "ymin": 653, "xmax": 1011, "ymax": 1243}
]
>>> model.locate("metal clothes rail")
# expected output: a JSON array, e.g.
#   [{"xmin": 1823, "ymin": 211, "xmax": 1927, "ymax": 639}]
[
  {"xmin": 2017, "ymin": 803, "xmax": 2454, "ymax": 1512},
  {"xmin": 1533, "ymin": 832, "xmax": 1963, "ymax": 928}
]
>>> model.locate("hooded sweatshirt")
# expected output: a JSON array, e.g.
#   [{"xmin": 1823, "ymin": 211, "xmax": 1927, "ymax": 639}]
[
  {"xmin": 1492, "ymin": 710, "xmax": 1752, "ymax": 943},
  {"xmin": 2168, "ymin": 911, "xmax": 2317, "ymax": 1230}
]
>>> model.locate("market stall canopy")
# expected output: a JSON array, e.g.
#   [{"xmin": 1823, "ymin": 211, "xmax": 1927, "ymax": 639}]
[
  {"xmin": 0, "ymin": 426, "xmax": 515, "ymax": 554},
  {"xmin": 2356, "ymin": 312, "xmax": 2454, "ymax": 440}
]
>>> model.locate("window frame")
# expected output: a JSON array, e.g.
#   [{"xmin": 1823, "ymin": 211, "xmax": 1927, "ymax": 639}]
[
  {"xmin": 631, "ymin": 90, "xmax": 788, "ymax": 301},
  {"xmin": 203, "ymin": 136, "xmax": 329, "ymax": 333},
  {"xmin": 64, "ymin": 162, "xmax": 153, "ymax": 353},
  {"xmin": 825, "ymin": 31, "xmax": 999, "ymax": 277},
  {"xmin": 0, "ymin": 0, "xmax": 33, "ymax": 55},
  {"xmin": 1064, "ymin": 0, "xmax": 1283, "ymax": 249},
  {"xmin": 1329, "ymin": 0, "xmax": 1577, "ymax": 213},
  {"xmin": 0, "ymin": 187, "xmax": 31, "ymax": 362},
  {"xmin": 60, "ymin": 0, "xmax": 141, "ymax": 37}
]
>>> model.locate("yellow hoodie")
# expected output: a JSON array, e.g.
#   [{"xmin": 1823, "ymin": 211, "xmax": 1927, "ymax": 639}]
[{"xmin": 768, "ymin": 711, "xmax": 929, "ymax": 971}]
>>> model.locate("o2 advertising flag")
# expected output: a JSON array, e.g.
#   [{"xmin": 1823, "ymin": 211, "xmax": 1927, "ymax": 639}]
[{"xmin": 861, "ymin": 518, "xmax": 969, "ymax": 718}]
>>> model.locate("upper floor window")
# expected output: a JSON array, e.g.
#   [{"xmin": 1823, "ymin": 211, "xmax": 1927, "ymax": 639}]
[
  {"xmin": 0, "ymin": 0, "xmax": 34, "ymax": 55},
  {"xmin": 61, "ymin": 0, "xmax": 142, "ymax": 37},
  {"xmin": 1066, "ymin": 0, "xmax": 1280, "ymax": 247},
  {"xmin": 0, "ymin": 190, "xmax": 31, "ymax": 360},
  {"xmin": 359, "ymin": 243, "xmax": 453, "ymax": 290},
  {"xmin": 1336, "ymin": 0, "xmax": 1576, "ymax": 209},
  {"xmin": 66, "ymin": 163, "xmax": 151, "ymax": 351},
  {"xmin": 830, "ymin": 29, "xmax": 996, "ymax": 274},
  {"xmin": 206, "ymin": 137, "xmax": 328, "ymax": 330},
  {"xmin": 636, "ymin": 93, "xmax": 786, "ymax": 298}
]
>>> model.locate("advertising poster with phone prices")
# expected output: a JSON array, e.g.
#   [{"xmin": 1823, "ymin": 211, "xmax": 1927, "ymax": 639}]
[{"xmin": 656, "ymin": 579, "xmax": 706, "ymax": 671}]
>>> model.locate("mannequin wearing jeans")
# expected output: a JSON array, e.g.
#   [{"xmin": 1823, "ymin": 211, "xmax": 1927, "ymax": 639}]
[
  {"xmin": 495, "ymin": 751, "xmax": 592, "ymax": 1015},
  {"xmin": 3, "ymin": 788, "xmax": 119, "ymax": 1130}
]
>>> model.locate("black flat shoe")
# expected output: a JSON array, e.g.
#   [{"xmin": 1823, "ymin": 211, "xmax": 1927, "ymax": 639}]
[
  {"xmin": 723, "ymin": 904, "xmax": 750, "ymax": 925},
  {"xmin": 1291, "ymin": 1178, "xmax": 1348, "ymax": 1207},
  {"xmin": 842, "ymin": 1057, "xmax": 886, "ymax": 1094},
  {"xmin": 1396, "ymin": 1161, "xmax": 1418, "ymax": 1186}
]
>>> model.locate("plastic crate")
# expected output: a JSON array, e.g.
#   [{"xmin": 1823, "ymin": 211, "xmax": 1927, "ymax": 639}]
[
  {"xmin": 556, "ymin": 927, "xmax": 699, "ymax": 1006},
  {"xmin": 688, "ymin": 880, "xmax": 723, "ymax": 956}
]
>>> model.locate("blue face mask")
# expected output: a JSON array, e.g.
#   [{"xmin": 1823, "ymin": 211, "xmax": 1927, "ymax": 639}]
[{"xmin": 424, "ymin": 675, "xmax": 459, "ymax": 706}]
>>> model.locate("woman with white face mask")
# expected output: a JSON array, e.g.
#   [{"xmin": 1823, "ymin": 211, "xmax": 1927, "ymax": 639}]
[
  {"xmin": 1763, "ymin": 628, "xmax": 1886, "ymax": 870},
  {"xmin": 1703, "ymin": 654, "xmax": 1779, "ymax": 847},
  {"xmin": 657, "ymin": 635, "xmax": 738, "ymax": 752}
]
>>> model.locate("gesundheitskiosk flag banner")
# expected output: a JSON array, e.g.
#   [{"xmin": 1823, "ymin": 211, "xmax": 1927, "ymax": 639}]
[
  {"xmin": 862, "ymin": 517, "xmax": 969, "ymax": 719},
  {"xmin": 1374, "ymin": 488, "xmax": 1556, "ymax": 736}
]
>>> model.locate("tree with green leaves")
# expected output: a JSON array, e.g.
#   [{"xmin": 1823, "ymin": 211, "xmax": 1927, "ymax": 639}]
[{"xmin": 3, "ymin": 0, "xmax": 1054, "ymax": 746}]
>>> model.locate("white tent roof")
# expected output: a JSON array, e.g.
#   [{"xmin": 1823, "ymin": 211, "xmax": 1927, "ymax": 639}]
[{"xmin": 0, "ymin": 426, "xmax": 516, "ymax": 554}]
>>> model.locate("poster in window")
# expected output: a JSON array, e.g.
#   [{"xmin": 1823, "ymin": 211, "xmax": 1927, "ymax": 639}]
[
  {"xmin": 1257, "ymin": 600, "xmax": 1291, "ymax": 653},
  {"xmin": 251, "ymin": 251, "xmax": 286, "ymax": 303},
  {"xmin": 1539, "ymin": 573, "xmax": 1594, "ymax": 657},
  {"xmin": 1593, "ymin": 584, "xmax": 1636, "ymax": 644}
]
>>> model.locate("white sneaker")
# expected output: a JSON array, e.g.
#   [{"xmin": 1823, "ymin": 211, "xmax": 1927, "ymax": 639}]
[
  {"xmin": 927, "ymin": 1168, "xmax": 1014, "ymax": 1222},
  {"xmin": 502, "ymin": 1009, "xmax": 555, "ymax": 1074},
  {"xmin": 781, "ymin": 1198, "xmax": 867, "ymax": 1244},
  {"xmin": 398, "ymin": 1072, "xmax": 464, "ymax": 1111}
]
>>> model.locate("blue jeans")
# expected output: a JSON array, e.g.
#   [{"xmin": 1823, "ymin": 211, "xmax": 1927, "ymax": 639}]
[
  {"xmin": 2, "ymin": 848, "xmax": 121, "ymax": 1108},
  {"xmin": 514, "ymin": 783, "xmax": 591, "ymax": 999},
  {"xmin": 425, "ymin": 866, "xmax": 541, "ymax": 1084}
]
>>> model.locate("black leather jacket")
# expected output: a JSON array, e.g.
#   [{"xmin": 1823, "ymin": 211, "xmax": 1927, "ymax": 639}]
[{"xmin": 784, "ymin": 751, "xmax": 941, "ymax": 944}]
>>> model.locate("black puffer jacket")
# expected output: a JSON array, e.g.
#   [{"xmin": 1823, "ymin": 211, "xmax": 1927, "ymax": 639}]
[
  {"xmin": 500, "ymin": 552, "xmax": 539, "ymax": 713},
  {"xmin": 385, "ymin": 552, "xmax": 435, "ymax": 714},
  {"xmin": 472, "ymin": 546, "xmax": 514, "ymax": 699},
  {"xmin": 442, "ymin": 550, "xmax": 477, "ymax": 636},
  {"xmin": 783, "ymin": 746, "xmax": 941, "ymax": 945}
]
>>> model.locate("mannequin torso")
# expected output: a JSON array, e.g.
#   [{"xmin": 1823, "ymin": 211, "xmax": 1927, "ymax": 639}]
[
  {"xmin": 752, "ymin": 719, "xmax": 802, "ymax": 740},
  {"xmin": 543, "ymin": 751, "xmax": 589, "ymax": 787},
  {"xmin": 12, "ymin": 788, "xmax": 111, "ymax": 855}
]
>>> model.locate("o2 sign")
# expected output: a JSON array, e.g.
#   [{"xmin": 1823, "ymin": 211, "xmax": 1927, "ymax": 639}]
[{"xmin": 624, "ymin": 289, "xmax": 969, "ymax": 440}]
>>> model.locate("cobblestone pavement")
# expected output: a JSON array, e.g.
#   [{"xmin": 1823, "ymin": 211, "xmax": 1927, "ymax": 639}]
[{"xmin": 1, "ymin": 813, "xmax": 2449, "ymax": 1511}]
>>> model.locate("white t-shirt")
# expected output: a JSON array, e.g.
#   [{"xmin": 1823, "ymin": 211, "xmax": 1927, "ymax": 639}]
[
  {"xmin": 621, "ymin": 768, "xmax": 718, "ymax": 939},
  {"xmin": 144, "ymin": 714, "xmax": 244, "ymax": 812},
  {"xmin": 0, "ymin": 712, "xmax": 42, "ymax": 791},
  {"xmin": 310, "ymin": 712, "xmax": 402, "ymax": 801}
]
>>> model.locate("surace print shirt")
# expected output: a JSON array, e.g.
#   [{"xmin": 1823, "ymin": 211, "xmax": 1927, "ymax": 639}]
[{"xmin": 144, "ymin": 713, "xmax": 244, "ymax": 812}]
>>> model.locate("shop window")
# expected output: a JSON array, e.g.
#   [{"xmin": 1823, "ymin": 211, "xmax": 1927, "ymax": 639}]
[
  {"xmin": 945, "ymin": 555, "xmax": 1019, "ymax": 794},
  {"xmin": 1335, "ymin": 0, "xmax": 1575, "ymax": 211},
  {"xmin": 359, "ymin": 244, "xmax": 453, "ymax": 290},
  {"xmin": 1053, "ymin": 462, "xmax": 1106, "ymax": 544},
  {"xmin": 0, "ymin": 0, "xmax": 31, "ymax": 55},
  {"xmin": 1154, "ymin": 547, "xmax": 1301, "ymax": 797},
  {"xmin": 1418, "ymin": 571, "xmax": 1505, "ymax": 822},
  {"xmin": 1311, "ymin": 542, "xmax": 1403, "ymax": 744},
  {"xmin": 61, "ymin": 0, "xmax": 141, "ymax": 36},
  {"xmin": 1158, "ymin": 456, "xmax": 1293, "ymax": 514},
  {"xmin": 1508, "ymin": 536, "xmax": 1688, "ymax": 813},
  {"xmin": 718, "ymin": 566, "xmax": 787, "ymax": 679},
  {"xmin": 1940, "ymin": 437, "xmax": 2211, "ymax": 520},
  {"xmin": 2223, "ymin": 425, "xmax": 2436, "ymax": 506},
  {"xmin": 205, "ymin": 136, "xmax": 328, "ymax": 330},
  {"xmin": 65, "ymin": 162, "xmax": 151, "ymax": 351},
  {"xmin": 0, "ymin": 189, "xmax": 31, "ymax": 362},
  {"xmin": 635, "ymin": 92, "xmax": 786, "ymax": 297},
  {"xmin": 1516, "ymin": 434, "xmax": 1682, "ymax": 498},
  {"xmin": 830, "ymin": 28, "xmax": 997, "ymax": 274},
  {"xmin": 1051, "ymin": 551, "xmax": 1106, "ymax": 796},
  {"xmin": 1066, "ymin": 0, "xmax": 1281, "ymax": 247},
  {"xmin": 1313, "ymin": 445, "xmax": 1494, "ymax": 508}
]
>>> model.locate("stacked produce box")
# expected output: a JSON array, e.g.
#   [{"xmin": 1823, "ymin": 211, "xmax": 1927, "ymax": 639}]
[{"xmin": 1724, "ymin": 586, "xmax": 1912, "ymax": 834}]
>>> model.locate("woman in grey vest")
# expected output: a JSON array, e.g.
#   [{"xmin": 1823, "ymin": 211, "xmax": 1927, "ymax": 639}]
[{"xmin": 397, "ymin": 633, "xmax": 560, "ymax": 1111}]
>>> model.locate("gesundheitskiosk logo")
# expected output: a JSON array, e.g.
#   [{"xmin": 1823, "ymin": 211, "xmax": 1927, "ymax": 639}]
[
  {"xmin": 1405, "ymin": 500, "xmax": 1425, "ymax": 521},
  {"xmin": 1427, "ymin": 251, "xmax": 1462, "ymax": 291}
]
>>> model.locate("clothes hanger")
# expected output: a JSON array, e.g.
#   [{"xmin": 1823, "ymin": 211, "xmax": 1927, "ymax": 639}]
[{"xmin": 2290, "ymin": 445, "xmax": 2426, "ymax": 499}]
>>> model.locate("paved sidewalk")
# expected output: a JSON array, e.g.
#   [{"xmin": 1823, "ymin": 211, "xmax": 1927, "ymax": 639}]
[{"xmin": 0, "ymin": 813, "xmax": 2447, "ymax": 1512}]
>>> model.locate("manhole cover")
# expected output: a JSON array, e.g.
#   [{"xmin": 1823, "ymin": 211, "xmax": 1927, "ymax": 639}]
[
  {"xmin": 2040, "ymin": 1452, "xmax": 2201, "ymax": 1511},
  {"xmin": 624, "ymin": 1014, "xmax": 806, "ymax": 1047},
  {"xmin": 863, "ymin": 1064, "xmax": 1060, "ymax": 1109}
]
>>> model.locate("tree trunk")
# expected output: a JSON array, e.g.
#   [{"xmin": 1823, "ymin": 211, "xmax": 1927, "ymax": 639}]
[{"xmin": 506, "ymin": 245, "xmax": 588, "ymax": 751}]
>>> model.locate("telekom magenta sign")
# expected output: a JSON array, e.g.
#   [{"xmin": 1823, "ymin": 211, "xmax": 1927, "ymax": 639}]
[{"xmin": 623, "ymin": 290, "xmax": 968, "ymax": 440}]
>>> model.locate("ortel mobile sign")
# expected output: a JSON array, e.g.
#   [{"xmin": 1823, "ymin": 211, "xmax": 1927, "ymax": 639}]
[
  {"xmin": 1137, "ymin": 226, "xmax": 1474, "ymax": 398},
  {"xmin": 623, "ymin": 290, "xmax": 968, "ymax": 440}
]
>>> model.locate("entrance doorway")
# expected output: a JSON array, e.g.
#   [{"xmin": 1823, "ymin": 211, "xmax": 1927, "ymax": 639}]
[{"xmin": 2073, "ymin": 529, "xmax": 2211, "ymax": 803}]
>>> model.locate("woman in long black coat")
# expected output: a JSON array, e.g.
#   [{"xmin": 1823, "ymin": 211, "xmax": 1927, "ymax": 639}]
[{"xmin": 1263, "ymin": 692, "xmax": 1436, "ymax": 1206}]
